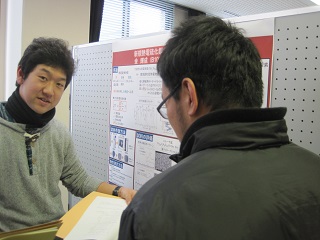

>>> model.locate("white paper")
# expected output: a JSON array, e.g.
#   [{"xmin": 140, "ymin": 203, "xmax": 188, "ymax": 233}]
[{"xmin": 64, "ymin": 197, "xmax": 127, "ymax": 240}]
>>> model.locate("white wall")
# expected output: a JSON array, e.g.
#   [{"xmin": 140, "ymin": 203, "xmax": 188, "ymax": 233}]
[
  {"xmin": 0, "ymin": 0, "xmax": 6, "ymax": 101},
  {"xmin": 0, "ymin": 0, "xmax": 23, "ymax": 101}
]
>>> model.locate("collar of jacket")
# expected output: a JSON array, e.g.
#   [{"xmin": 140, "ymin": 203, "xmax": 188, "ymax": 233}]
[{"xmin": 170, "ymin": 107, "xmax": 289, "ymax": 163}]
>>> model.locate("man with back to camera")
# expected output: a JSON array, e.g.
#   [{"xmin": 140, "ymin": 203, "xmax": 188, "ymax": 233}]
[
  {"xmin": 0, "ymin": 37, "xmax": 136, "ymax": 232},
  {"xmin": 118, "ymin": 16, "xmax": 320, "ymax": 239}
]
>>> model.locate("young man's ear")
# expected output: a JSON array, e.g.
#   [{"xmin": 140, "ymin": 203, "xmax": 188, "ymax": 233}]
[
  {"xmin": 16, "ymin": 66, "xmax": 25, "ymax": 86},
  {"xmin": 181, "ymin": 78, "xmax": 199, "ymax": 116}
]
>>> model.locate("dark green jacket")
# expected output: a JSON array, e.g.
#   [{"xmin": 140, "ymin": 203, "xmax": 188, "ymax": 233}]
[{"xmin": 119, "ymin": 107, "xmax": 320, "ymax": 240}]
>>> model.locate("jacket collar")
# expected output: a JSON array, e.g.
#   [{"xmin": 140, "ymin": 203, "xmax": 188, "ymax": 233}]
[{"xmin": 170, "ymin": 107, "xmax": 289, "ymax": 163}]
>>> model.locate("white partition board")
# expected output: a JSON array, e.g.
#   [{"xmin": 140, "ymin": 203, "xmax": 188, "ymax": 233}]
[
  {"xmin": 271, "ymin": 11, "xmax": 320, "ymax": 156},
  {"xmin": 68, "ymin": 43, "xmax": 113, "ymax": 207}
]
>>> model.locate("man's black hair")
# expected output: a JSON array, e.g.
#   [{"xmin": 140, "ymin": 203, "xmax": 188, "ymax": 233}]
[
  {"xmin": 18, "ymin": 37, "xmax": 75, "ymax": 89},
  {"xmin": 157, "ymin": 16, "xmax": 263, "ymax": 109}
]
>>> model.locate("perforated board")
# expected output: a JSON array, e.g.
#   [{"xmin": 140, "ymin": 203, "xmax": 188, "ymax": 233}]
[
  {"xmin": 271, "ymin": 11, "xmax": 320, "ymax": 156},
  {"xmin": 68, "ymin": 42, "xmax": 113, "ymax": 207}
]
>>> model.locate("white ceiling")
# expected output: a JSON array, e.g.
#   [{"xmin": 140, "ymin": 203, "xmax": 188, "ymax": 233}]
[{"xmin": 169, "ymin": 0, "xmax": 318, "ymax": 18}]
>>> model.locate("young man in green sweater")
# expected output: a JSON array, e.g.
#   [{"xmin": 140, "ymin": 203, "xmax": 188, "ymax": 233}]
[{"xmin": 0, "ymin": 37, "xmax": 136, "ymax": 231}]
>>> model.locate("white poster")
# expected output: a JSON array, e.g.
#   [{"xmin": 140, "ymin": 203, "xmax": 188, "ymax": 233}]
[{"xmin": 109, "ymin": 33, "xmax": 179, "ymax": 190}]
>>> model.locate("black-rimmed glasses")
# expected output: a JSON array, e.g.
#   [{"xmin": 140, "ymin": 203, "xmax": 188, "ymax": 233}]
[{"xmin": 156, "ymin": 83, "xmax": 181, "ymax": 119}]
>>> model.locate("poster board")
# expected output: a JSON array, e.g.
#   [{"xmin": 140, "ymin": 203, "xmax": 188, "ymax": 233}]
[
  {"xmin": 108, "ymin": 32, "xmax": 180, "ymax": 190},
  {"xmin": 70, "ymin": 20, "xmax": 275, "ymax": 201},
  {"xmin": 70, "ymin": 11, "xmax": 320, "ymax": 207}
]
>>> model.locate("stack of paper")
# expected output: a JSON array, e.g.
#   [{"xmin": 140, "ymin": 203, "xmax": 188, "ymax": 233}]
[{"xmin": 64, "ymin": 196, "xmax": 127, "ymax": 240}]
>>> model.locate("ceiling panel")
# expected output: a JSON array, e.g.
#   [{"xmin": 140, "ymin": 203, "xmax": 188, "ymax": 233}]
[{"xmin": 169, "ymin": 0, "xmax": 317, "ymax": 18}]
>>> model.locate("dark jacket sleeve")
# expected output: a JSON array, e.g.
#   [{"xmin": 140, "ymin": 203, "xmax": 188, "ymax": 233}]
[{"xmin": 119, "ymin": 207, "xmax": 136, "ymax": 240}]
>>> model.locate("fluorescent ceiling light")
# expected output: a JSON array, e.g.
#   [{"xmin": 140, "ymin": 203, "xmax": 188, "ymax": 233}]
[{"xmin": 310, "ymin": 0, "xmax": 320, "ymax": 5}]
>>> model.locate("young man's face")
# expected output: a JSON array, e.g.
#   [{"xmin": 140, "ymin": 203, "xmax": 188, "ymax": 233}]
[{"xmin": 17, "ymin": 64, "xmax": 67, "ymax": 114}]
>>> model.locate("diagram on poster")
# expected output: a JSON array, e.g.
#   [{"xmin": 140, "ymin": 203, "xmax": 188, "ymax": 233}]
[{"xmin": 109, "ymin": 33, "xmax": 180, "ymax": 190}]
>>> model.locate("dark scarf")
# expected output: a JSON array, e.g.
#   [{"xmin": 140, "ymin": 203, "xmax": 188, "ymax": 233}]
[{"xmin": 5, "ymin": 87, "xmax": 55, "ymax": 128}]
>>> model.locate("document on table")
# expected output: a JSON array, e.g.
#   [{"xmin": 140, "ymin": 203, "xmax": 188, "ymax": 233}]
[{"xmin": 64, "ymin": 196, "xmax": 127, "ymax": 240}]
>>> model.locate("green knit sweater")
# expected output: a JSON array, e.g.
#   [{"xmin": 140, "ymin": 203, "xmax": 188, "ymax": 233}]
[{"xmin": 0, "ymin": 102, "xmax": 102, "ymax": 231}]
